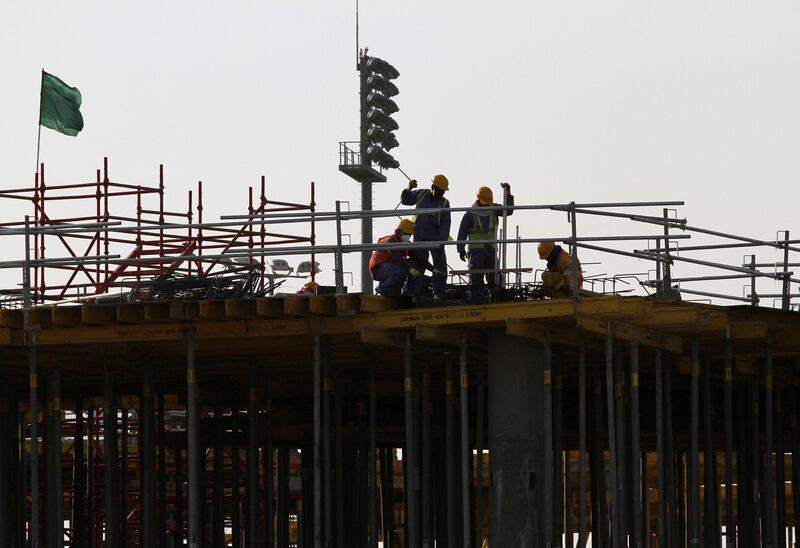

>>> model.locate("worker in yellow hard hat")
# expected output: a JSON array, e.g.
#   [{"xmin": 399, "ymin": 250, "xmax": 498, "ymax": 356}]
[
  {"xmin": 456, "ymin": 183, "xmax": 514, "ymax": 303},
  {"xmin": 295, "ymin": 281, "xmax": 319, "ymax": 296},
  {"xmin": 369, "ymin": 219, "xmax": 438, "ymax": 296},
  {"xmin": 399, "ymin": 174, "xmax": 451, "ymax": 297},
  {"xmin": 538, "ymin": 240, "xmax": 583, "ymax": 298}
]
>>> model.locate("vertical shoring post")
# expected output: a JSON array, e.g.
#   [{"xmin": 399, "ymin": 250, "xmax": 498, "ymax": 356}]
[
  {"xmin": 276, "ymin": 448, "xmax": 288, "ymax": 548},
  {"xmin": 630, "ymin": 343, "xmax": 642, "ymax": 548},
  {"xmin": 605, "ymin": 326, "xmax": 621, "ymax": 548},
  {"xmin": 186, "ymin": 334, "xmax": 200, "ymax": 548},
  {"xmin": 265, "ymin": 373, "xmax": 274, "ymax": 548},
  {"xmin": 157, "ymin": 390, "xmax": 167, "ymax": 548},
  {"xmin": 29, "ymin": 332, "xmax": 40, "ymax": 548},
  {"xmin": 312, "ymin": 335, "xmax": 322, "ymax": 548},
  {"xmin": 142, "ymin": 366, "xmax": 157, "ymax": 548},
  {"xmin": 765, "ymin": 334, "xmax": 776, "ymax": 548},
  {"xmin": 380, "ymin": 448, "xmax": 394, "ymax": 548},
  {"xmin": 578, "ymin": 346, "xmax": 587, "ymax": 548},
  {"xmin": 369, "ymin": 354, "xmax": 378, "ymax": 548},
  {"xmin": 0, "ymin": 382, "xmax": 10, "ymax": 548},
  {"xmin": 792, "ymin": 378, "xmax": 800, "ymax": 548},
  {"xmin": 459, "ymin": 336, "xmax": 472, "ymax": 548},
  {"xmin": 231, "ymin": 408, "xmax": 240, "ymax": 548},
  {"xmin": 120, "ymin": 401, "xmax": 129, "ymax": 546},
  {"xmin": 544, "ymin": 328, "xmax": 554, "ymax": 547},
  {"xmin": 213, "ymin": 392, "xmax": 225, "ymax": 548},
  {"xmin": 664, "ymin": 358, "xmax": 679, "ymax": 548},
  {"xmin": 247, "ymin": 361, "xmax": 259, "ymax": 548},
  {"xmin": 54, "ymin": 369, "xmax": 64, "ymax": 547},
  {"xmin": 474, "ymin": 359, "xmax": 484, "ymax": 548},
  {"xmin": 776, "ymin": 391, "xmax": 786, "ymax": 548},
  {"xmin": 175, "ymin": 442, "xmax": 184, "ymax": 548},
  {"xmin": 422, "ymin": 360, "xmax": 432, "ymax": 548},
  {"xmin": 87, "ymin": 406, "xmax": 96, "ymax": 548},
  {"xmin": 73, "ymin": 396, "xmax": 86, "ymax": 548},
  {"xmin": 613, "ymin": 346, "xmax": 628, "ymax": 544},
  {"xmin": 405, "ymin": 332, "xmax": 419, "ymax": 547},
  {"xmin": 555, "ymin": 359, "xmax": 564, "ymax": 548},
  {"xmin": 103, "ymin": 363, "xmax": 119, "ymax": 548},
  {"xmin": 45, "ymin": 371, "xmax": 53, "ymax": 548},
  {"xmin": 323, "ymin": 340, "xmax": 333, "ymax": 548},
  {"xmin": 723, "ymin": 329, "xmax": 735, "ymax": 548},
  {"xmin": 703, "ymin": 357, "xmax": 720, "ymax": 548},
  {"xmin": 750, "ymin": 379, "xmax": 760, "ymax": 548},
  {"xmin": 445, "ymin": 354, "xmax": 457, "ymax": 548},
  {"xmin": 655, "ymin": 348, "xmax": 667, "ymax": 548},
  {"xmin": 335, "ymin": 376, "xmax": 345, "ymax": 548},
  {"xmin": 690, "ymin": 336, "xmax": 701, "ymax": 546},
  {"xmin": 591, "ymin": 356, "xmax": 608, "ymax": 547}
]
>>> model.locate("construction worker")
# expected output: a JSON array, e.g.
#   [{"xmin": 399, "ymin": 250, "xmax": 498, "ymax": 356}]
[
  {"xmin": 369, "ymin": 219, "xmax": 439, "ymax": 296},
  {"xmin": 537, "ymin": 241, "xmax": 583, "ymax": 298},
  {"xmin": 295, "ymin": 281, "xmax": 318, "ymax": 295},
  {"xmin": 456, "ymin": 183, "xmax": 514, "ymax": 303},
  {"xmin": 400, "ymin": 174, "xmax": 451, "ymax": 297}
]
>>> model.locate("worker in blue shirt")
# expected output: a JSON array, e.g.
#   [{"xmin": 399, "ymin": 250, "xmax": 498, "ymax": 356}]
[
  {"xmin": 399, "ymin": 174, "xmax": 451, "ymax": 297},
  {"xmin": 456, "ymin": 183, "xmax": 514, "ymax": 303}
]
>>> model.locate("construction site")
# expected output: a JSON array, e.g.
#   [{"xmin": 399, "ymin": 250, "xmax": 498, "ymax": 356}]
[{"xmin": 0, "ymin": 148, "xmax": 798, "ymax": 548}]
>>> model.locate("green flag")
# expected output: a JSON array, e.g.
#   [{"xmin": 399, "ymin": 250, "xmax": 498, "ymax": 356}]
[{"xmin": 39, "ymin": 71, "xmax": 84, "ymax": 136}]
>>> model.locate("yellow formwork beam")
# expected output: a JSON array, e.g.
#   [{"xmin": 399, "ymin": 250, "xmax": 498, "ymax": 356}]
[
  {"xmin": 506, "ymin": 318, "xmax": 600, "ymax": 348},
  {"xmin": 577, "ymin": 314, "xmax": 683, "ymax": 354}
]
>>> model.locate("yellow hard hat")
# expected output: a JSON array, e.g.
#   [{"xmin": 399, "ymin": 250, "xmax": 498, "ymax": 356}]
[
  {"xmin": 538, "ymin": 241, "xmax": 556, "ymax": 260},
  {"xmin": 431, "ymin": 174, "xmax": 449, "ymax": 191},
  {"xmin": 397, "ymin": 218, "xmax": 415, "ymax": 235},
  {"xmin": 477, "ymin": 186, "xmax": 493, "ymax": 205},
  {"xmin": 304, "ymin": 281, "xmax": 319, "ymax": 290}
]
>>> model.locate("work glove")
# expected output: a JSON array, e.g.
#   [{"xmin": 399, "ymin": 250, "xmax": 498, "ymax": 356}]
[
  {"xmin": 500, "ymin": 182, "xmax": 511, "ymax": 193},
  {"xmin": 407, "ymin": 179, "xmax": 418, "ymax": 190},
  {"xmin": 409, "ymin": 267, "xmax": 422, "ymax": 278},
  {"xmin": 432, "ymin": 268, "xmax": 445, "ymax": 277},
  {"xmin": 459, "ymin": 252, "xmax": 467, "ymax": 263}
]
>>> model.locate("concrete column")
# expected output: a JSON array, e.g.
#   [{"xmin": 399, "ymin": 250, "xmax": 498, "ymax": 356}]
[{"xmin": 488, "ymin": 329, "xmax": 544, "ymax": 547}]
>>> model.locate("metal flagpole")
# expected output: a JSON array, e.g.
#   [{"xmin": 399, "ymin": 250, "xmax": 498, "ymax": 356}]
[{"xmin": 35, "ymin": 69, "xmax": 43, "ymax": 176}]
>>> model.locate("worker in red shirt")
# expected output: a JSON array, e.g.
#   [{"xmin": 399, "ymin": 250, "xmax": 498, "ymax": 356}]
[{"xmin": 369, "ymin": 219, "xmax": 440, "ymax": 296}]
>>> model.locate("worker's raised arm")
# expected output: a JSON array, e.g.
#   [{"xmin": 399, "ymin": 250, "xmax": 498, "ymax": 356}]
[
  {"xmin": 499, "ymin": 183, "xmax": 515, "ymax": 216},
  {"xmin": 400, "ymin": 180, "xmax": 422, "ymax": 206}
]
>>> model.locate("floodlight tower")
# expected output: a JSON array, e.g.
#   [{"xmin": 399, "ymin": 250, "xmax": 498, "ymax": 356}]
[{"xmin": 339, "ymin": 49, "xmax": 401, "ymax": 293}]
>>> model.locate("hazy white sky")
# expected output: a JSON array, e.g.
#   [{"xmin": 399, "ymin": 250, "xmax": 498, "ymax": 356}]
[{"xmin": 1, "ymin": 1, "xmax": 798, "ymax": 298}]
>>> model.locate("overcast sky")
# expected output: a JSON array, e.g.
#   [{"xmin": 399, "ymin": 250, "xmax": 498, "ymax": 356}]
[{"xmin": 1, "ymin": 1, "xmax": 798, "ymax": 299}]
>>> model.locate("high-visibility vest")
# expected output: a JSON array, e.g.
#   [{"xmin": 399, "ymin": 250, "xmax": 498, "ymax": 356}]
[
  {"xmin": 369, "ymin": 234, "xmax": 404, "ymax": 271},
  {"xmin": 411, "ymin": 189, "xmax": 448, "ymax": 225},
  {"xmin": 466, "ymin": 210, "xmax": 497, "ymax": 250}
]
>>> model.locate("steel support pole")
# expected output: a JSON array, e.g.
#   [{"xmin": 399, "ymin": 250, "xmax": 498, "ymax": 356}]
[
  {"xmin": 612, "ymin": 348, "xmax": 627, "ymax": 543},
  {"xmin": 445, "ymin": 355, "xmax": 458, "ymax": 548},
  {"xmin": 459, "ymin": 339, "xmax": 472, "ymax": 548},
  {"xmin": 142, "ymin": 366, "xmax": 157, "ymax": 548},
  {"xmin": 750, "ymin": 380, "xmax": 760, "ymax": 548},
  {"xmin": 103, "ymin": 364, "xmax": 120, "ymax": 548},
  {"xmin": 381, "ymin": 448, "xmax": 394, "ymax": 548},
  {"xmin": 54, "ymin": 369, "xmax": 64, "ymax": 548},
  {"xmin": 664, "ymin": 358, "xmax": 678, "ymax": 548},
  {"xmin": 213, "ymin": 394, "xmax": 225, "ymax": 548},
  {"xmin": 312, "ymin": 335, "xmax": 322, "ymax": 548},
  {"xmin": 276, "ymin": 448, "xmax": 288, "ymax": 548},
  {"xmin": 29, "ymin": 334, "xmax": 40, "ymax": 548},
  {"xmin": 323, "ymin": 342, "xmax": 333, "ymax": 548},
  {"xmin": 605, "ymin": 327, "xmax": 621, "ymax": 548},
  {"xmin": 186, "ymin": 334, "xmax": 200, "ymax": 548},
  {"xmin": 175, "ymin": 443, "xmax": 184, "ymax": 548},
  {"xmin": 247, "ymin": 361, "xmax": 260, "ymax": 548},
  {"xmin": 689, "ymin": 336, "xmax": 701, "ymax": 546},
  {"xmin": 264, "ymin": 374, "xmax": 274, "ymax": 548},
  {"xmin": 404, "ymin": 332, "xmax": 419, "ymax": 547},
  {"xmin": 0, "ymin": 383, "xmax": 9, "ymax": 548},
  {"xmin": 555, "ymin": 363, "xmax": 564, "ymax": 548},
  {"xmin": 578, "ymin": 347, "xmax": 587, "ymax": 548},
  {"xmin": 765, "ymin": 335, "xmax": 776, "ymax": 548},
  {"xmin": 591, "ymin": 358, "xmax": 608, "ymax": 547},
  {"xmin": 474, "ymin": 360, "xmax": 484, "ymax": 548},
  {"xmin": 422, "ymin": 361, "xmax": 432, "ymax": 548},
  {"xmin": 73, "ymin": 396, "xmax": 86, "ymax": 548},
  {"xmin": 87, "ymin": 407, "xmax": 96, "ymax": 548},
  {"xmin": 792, "ymin": 384, "xmax": 800, "ymax": 548},
  {"xmin": 724, "ymin": 330, "xmax": 735, "ymax": 548},
  {"xmin": 232, "ymin": 426, "xmax": 240, "ymax": 548},
  {"xmin": 120, "ymin": 405, "xmax": 129, "ymax": 546},
  {"xmin": 369, "ymin": 357, "xmax": 378, "ymax": 548},
  {"xmin": 157, "ymin": 390, "xmax": 167, "ymax": 548},
  {"xmin": 630, "ymin": 343, "xmax": 642, "ymax": 548},
  {"xmin": 543, "ymin": 330, "xmax": 555, "ymax": 547},
  {"xmin": 334, "ymin": 377, "xmax": 345, "ymax": 548},
  {"xmin": 776, "ymin": 392, "xmax": 786, "ymax": 548},
  {"xmin": 703, "ymin": 358, "xmax": 719, "ymax": 548}
]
